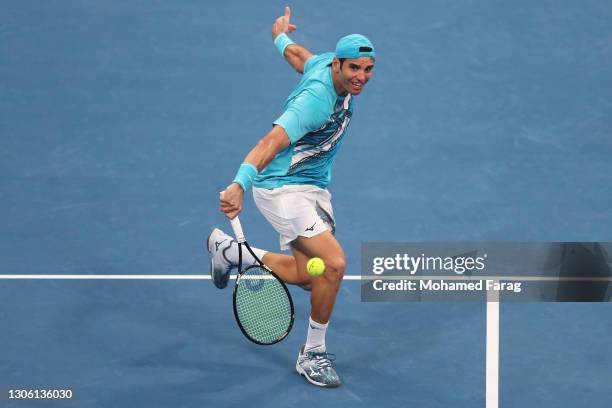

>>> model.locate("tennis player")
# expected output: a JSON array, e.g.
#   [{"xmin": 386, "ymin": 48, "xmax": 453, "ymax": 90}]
[{"xmin": 208, "ymin": 7, "xmax": 375, "ymax": 388}]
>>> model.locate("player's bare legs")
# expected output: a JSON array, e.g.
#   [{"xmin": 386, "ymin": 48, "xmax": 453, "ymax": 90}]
[
  {"xmin": 261, "ymin": 252, "xmax": 312, "ymax": 290},
  {"xmin": 257, "ymin": 231, "xmax": 345, "ymax": 321},
  {"xmin": 260, "ymin": 232, "xmax": 344, "ymax": 321},
  {"xmin": 207, "ymin": 227, "xmax": 313, "ymax": 290},
  {"xmin": 291, "ymin": 231, "xmax": 346, "ymax": 324},
  {"xmin": 291, "ymin": 231, "xmax": 344, "ymax": 387}
]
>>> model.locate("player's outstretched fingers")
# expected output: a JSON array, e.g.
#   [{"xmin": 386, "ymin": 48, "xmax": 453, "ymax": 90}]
[
  {"xmin": 272, "ymin": 7, "xmax": 297, "ymax": 38},
  {"xmin": 285, "ymin": 7, "xmax": 297, "ymax": 32}
]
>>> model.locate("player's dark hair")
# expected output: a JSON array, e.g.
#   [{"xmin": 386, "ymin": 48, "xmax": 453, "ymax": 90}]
[{"xmin": 339, "ymin": 58, "xmax": 346, "ymax": 68}]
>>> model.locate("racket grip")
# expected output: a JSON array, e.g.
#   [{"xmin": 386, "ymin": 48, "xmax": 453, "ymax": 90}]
[{"xmin": 230, "ymin": 216, "xmax": 246, "ymax": 243}]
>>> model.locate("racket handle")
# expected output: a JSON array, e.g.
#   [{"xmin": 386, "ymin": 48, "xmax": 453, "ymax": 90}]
[{"xmin": 230, "ymin": 216, "xmax": 246, "ymax": 243}]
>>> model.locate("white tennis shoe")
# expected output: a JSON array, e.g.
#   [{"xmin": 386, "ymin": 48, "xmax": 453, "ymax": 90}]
[
  {"xmin": 206, "ymin": 228, "xmax": 236, "ymax": 289},
  {"xmin": 296, "ymin": 345, "xmax": 341, "ymax": 387}
]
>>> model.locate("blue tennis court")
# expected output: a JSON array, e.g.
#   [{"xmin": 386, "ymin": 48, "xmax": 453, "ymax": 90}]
[{"xmin": 2, "ymin": 1, "xmax": 611, "ymax": 407}]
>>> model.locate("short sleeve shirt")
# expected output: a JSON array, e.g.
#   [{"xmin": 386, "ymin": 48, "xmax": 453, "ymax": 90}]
[{"xmin": 254, "ymin": 53, "xmax": 354, "ymax": 189}]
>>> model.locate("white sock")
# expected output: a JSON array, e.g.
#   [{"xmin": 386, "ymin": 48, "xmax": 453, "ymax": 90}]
[
  {"xmin": 305, "ymin": 316, "xmax": 328, "ymax": 351},
  {"xmin": 224, "ymin": 241, "xmax": 267, "ymax": 267}
]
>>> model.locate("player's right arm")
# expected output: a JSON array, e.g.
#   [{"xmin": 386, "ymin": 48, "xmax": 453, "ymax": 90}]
[
  {"xmin": 272, "ymin": 7, "xmax": 313, "ymax": 74},
  {"xmin": 219, "ymin": 126, "xmax": 291, "ymax": 219},
  {"xmin": 241, "ymin": 125, "xmax": 291, "ymax": 171},
  {"xmin": 220, "ymin": 83, "xmax": 329, "ymax": 219}
]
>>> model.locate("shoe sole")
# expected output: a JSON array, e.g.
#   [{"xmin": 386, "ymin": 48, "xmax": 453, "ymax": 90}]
[{"xmin": 295, "ymin": 362, "xmax": 341, "ymax": 388}]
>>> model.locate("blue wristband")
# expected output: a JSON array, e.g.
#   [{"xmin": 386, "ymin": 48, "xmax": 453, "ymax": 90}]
[
  {"xmin": 233, "ymin": 163, "xmax": 258, "ymax": 191},
  {"xmin": 274, "ymin": 33, "xmax": 295, "ymax": 56}
]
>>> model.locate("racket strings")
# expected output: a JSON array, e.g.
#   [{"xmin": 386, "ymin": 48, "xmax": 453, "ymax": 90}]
[{"xmin": 235, "ymin": 266, "xmax": 292, "ymax": 343}]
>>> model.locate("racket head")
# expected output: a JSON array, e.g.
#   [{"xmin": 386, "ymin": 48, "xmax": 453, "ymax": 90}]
[{"xmin": 232, "ymin": 264, "xmax": 295, "ymax": 345}]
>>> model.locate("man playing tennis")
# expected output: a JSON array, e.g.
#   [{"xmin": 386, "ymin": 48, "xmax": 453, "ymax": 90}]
[{"xmin": 208, "ymin": 7, "xmax": 375, "ymax": 388}]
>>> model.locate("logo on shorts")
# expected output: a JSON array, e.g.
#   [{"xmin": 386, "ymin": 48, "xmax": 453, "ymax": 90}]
[{"xmin": 305, "ymin": 222, "xmax": 317, "ymax": 232}]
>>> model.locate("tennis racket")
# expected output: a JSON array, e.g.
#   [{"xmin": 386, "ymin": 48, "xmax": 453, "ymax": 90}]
[{"xmin": 229, "ymin": 216, "xmax": 294, "ymax": 345}]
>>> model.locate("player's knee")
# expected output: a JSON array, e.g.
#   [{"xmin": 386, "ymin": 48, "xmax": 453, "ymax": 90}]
[{"xmin": 323, "ymin": 256, "xmax": 346, "ymax": 283}]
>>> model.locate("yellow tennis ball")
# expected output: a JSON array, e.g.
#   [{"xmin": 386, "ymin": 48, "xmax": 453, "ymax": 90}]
[{"xmin": 307, "ymin": 257, "xmax": 325, "ymax": 276}]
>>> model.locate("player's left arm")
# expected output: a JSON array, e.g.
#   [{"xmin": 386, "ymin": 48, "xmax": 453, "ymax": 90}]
[{"xmin": 272, "ymin": 7, "xmax": 313, "ymax": 74}]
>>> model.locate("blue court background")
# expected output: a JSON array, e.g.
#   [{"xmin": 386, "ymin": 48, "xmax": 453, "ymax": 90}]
[{"xmin": 1, "ymin": 1, "xmax": 611, "ymax": 407}]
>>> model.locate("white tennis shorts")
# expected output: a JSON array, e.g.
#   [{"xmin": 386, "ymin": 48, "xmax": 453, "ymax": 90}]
[{"xmin": 253, "ymin": 185, "xmax": 336, "ymax": 251}]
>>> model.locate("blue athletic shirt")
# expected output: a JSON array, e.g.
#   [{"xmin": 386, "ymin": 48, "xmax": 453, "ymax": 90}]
[{"xmin": 253, "ymin": 52, "xmax": 354, "ymax": 189}]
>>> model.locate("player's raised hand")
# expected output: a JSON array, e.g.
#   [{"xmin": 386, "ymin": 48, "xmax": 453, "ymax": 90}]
[{"xmin": 272, "ymin": 6, "xmax": 297, "ymax": 39}]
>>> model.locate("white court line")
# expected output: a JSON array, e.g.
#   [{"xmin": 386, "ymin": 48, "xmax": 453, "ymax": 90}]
[
  {"xmin": 0, "ymin": 274, "xmax": 608, "ymax": 280},
  {"xmin": 486, "ymin": 291, "xmax": 500, "ymax": 408},
  {"xmin": 0, "ymin": 274, "xmax": 219, "ymax": 280},
  {"xmin": 3, "ymin": 273, "xmax": 608, "ymax": 408},
  {"xmin": 0, "ymin": 274, "xmax": 363, "ymax": 280}
]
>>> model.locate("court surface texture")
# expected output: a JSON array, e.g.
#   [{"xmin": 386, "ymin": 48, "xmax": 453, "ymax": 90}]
[{"xmin": 1, "ymin": 1, "xmax": 611, "ymax": 407}]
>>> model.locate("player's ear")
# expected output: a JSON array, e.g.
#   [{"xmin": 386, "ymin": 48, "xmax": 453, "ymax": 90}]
[{"xmin": 332, "ymin": 57, "xmax": 340, "ymax": 73}]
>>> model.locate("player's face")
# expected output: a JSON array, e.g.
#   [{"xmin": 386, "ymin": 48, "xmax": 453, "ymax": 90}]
[{"xmin": 335, "ymin": 57, "xmax": 374, "ymax": 95}]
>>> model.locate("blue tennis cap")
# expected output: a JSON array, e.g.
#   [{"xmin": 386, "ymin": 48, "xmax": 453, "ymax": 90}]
[{"xmin": 335, "ymin": 34, "xmax": 375, "ymax": 60}]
